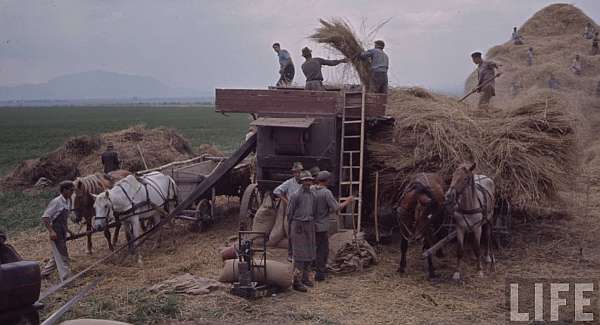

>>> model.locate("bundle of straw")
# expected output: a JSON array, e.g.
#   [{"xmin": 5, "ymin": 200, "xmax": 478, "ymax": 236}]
[{"xmin": 310, "ymin": 18, "xmax": 372, "ymax": 89}]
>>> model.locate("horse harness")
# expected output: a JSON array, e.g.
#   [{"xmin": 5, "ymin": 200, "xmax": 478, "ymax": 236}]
[
  {"xmin": 455, "ymin": 175, "xmax": 492, "ymax": 233},
  {"xmin": 98, "ymin": 176, "xmax": 178, "ymax": 222},
  {"xmin": 396, "ymin": 173, "xmax": 443, "ymax": 241}
]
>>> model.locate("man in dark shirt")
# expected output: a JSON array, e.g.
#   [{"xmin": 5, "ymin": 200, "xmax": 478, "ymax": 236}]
[
  {"xmin": 287, "ymin": 171, "xmax": 317, "ymax": 292},
  {"xmin": 101, "ymin": 143, "xmax": 120, "ymax": 173},
  {"xmin": 313, "ymin": 171, "xmax": 353, "ymax": 281},
  {"xmin": 471, "ymin": 52, "xmax": 500, "ymax": 110},
  {"xmin": 301, "ymin": 47, "xmax": 347, "ymax": 90}
]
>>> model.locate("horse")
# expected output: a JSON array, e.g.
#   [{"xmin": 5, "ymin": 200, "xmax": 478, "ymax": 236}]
[
  {"xmin": 444, "ymin": 162, "xmax": 495, "ymax": 281},
  {"xmin": 93, "ymin": 172, "xmax": 177, "ymax": 260},
  {"xmin": 73, "ymin": 170, "xmax": 131, "ymax": 254},
  {"xmin": 394, "ymin": 173, "xmax": 447, "ymax": 279}
]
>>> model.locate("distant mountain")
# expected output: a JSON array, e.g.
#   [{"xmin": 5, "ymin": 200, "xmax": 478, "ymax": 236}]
[{"xmin": 0, "ymin": 70, "xmax": 208, "ymax": 101}]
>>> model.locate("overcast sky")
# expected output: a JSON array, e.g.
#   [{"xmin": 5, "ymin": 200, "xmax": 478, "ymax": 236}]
[{"xmin": 1, "ymin": 0, "xmax": 599, "ymax": 93}]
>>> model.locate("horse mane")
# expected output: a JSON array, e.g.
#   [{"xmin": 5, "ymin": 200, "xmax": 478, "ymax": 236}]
[{"xmin": 74, "ymin": 173, "xmax": 107, "ymax": 194}]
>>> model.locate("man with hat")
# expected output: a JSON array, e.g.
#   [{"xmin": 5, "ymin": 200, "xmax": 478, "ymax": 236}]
[
  {"xmin": 309, "ymin": 166, "xmax": 320, "ymax": 185},
  {"xmin": 471, "ymin": 51, "xmax": 499, "ymax": 110},
  {"xmin": 301, "ymin": 46, "xmax": 348, "ymax": 90},
  {"xmin": 41, "ymin": 181, "xmax": 75, "ymax": 281},
  {"xmin": 101, "ymin": 142, "xmax": 120, "ymax": 173},
  {"xmin": 313, "ymin": 170, "xmax": 354, "ymax": 281},
  {"xmin": 359, "ymin": 40, "xmax": 389, "ymax": 93},
  {"xmin": 274, "ymin": 162, "xmax": 304, "ymax": 260},
  {"xmin": 287, "ymin": 170, "xmax": 317, "ymax": 292}
]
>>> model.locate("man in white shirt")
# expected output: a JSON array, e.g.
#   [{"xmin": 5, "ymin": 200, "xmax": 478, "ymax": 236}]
[{"xmin": 40, "ymin": 181, "xmax": 75, "ymax": 281}]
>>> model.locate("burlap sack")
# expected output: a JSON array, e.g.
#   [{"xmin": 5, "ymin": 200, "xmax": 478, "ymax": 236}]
[
  {"xmin": 267, "ymin": 203, "xmax": 286, "ymax": 246},
  {"xmin": 251, "ymin": 195, "xmax": 276, "ymax": 239},
  {"xmin": 218, "ymin": 259, "xmax": 292, "ymax": 289},
  {"xmin": 220, "ymin": 244, "xmax": 237, "ymax": 261}
]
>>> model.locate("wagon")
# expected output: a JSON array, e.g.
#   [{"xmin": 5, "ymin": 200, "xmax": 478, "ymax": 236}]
[{"xmin": 142, "ymin": 156, "xmax": 252, "ymax": 232}]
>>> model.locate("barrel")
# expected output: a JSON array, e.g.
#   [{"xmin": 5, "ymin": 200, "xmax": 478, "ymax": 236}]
[{"xmin": 0, "ymin": 261, "xmax": 41, "ymax": 312}]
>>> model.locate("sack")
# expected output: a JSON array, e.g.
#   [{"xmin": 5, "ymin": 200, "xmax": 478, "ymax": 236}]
[
  {"xmin": 267, "ymin": 203, "xmax": 286, "ymax": 246},
  {"xmin": 251, "ymin": 196, "xmax": 277, "ymax": 239},
  {"xmin": 220, "ymin": 244, "xmax": 237, "ymax": 261},
  {"xmin": 218, "ymin": 259, "xmax": 292, "ymax": 289}
]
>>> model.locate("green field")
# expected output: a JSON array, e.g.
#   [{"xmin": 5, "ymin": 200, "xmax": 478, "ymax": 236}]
[{"xmin": 0, "ymin": 105, "xmax": 248, "ymax": 232}]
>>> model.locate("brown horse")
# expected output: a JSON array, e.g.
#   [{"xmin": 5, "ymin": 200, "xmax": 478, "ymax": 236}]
[
  {"xmin": 444, "ymin": 162, "xmax": 495, "ymax": 281},
  {"xmin": 395, "ymin": 173, "xmax": 447, "ymax": 278},
  {"xmin": 73, "ymin": 170, "xmax": 131, "ymax": 254}
]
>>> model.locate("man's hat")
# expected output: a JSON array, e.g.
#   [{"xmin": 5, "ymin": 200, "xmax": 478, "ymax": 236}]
[
  {"xmin": 316, "ymin": 170, "xmax": 331, "ymax": 182},
  {"xmin": 299, "ymin": 171, "xmax": 314, "ymax": 181},
  {"xmin": 291, "ymin": 162, "xmax": 304, "ymax": 171},
  {"xmin": 374, "ymin": 40, "xmax": 385, "ymax": 48},
  {"xmin": 471, "ymin": 52, "xmax": 482, "ymax": 59},
  {"xmin": 309, "ymin": 166, "xmax": 320, "ymax": 178}
]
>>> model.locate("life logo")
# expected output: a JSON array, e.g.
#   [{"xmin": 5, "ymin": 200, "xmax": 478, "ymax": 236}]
[{"xmin": 506, "ymin": 278, "xmax": 600, "ymax": 323}]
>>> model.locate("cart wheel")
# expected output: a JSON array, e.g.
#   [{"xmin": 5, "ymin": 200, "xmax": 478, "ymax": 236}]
[
  {"xmin": 239, "ymin": 183, "xmax": 261, "ymax": 231},
  {"xmin": 190, "ymin": 199, "xmax": 211, "ymax": 233}
]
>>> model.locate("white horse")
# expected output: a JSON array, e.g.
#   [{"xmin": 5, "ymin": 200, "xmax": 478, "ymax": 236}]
[
  {"xmin": 444, "ymin": 162, "xmax": 495, "ymax": 281},
  {"xmin": 93, "ymin": 172, "xmax": 177, "ymax": 259}
]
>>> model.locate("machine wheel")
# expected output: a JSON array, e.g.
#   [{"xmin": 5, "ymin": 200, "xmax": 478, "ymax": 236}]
[{"xmin": 239, "ymin": 183, "xmax": 261, "ymax": 231}]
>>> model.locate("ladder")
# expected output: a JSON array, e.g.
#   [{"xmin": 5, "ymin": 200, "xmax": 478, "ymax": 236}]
[{"xmin": 338, "ymin": 86, "xmax": 366, "ymax": 232}]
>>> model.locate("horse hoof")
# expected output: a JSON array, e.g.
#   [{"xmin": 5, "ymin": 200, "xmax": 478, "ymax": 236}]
[
  {"xmin": 86, "ymin": 250, "xmax": 93, "ymax": 255},
  {"xmin": 452, "ymin": 272, "xmax": 461, "ymax": 282},
  {"xmin": 397, "ymin": 268, "xmax": 406, "ymax": 274},
  {"xmin": 478, "ymin": 271, "xmax": 484, "ymax": 278},
  {"xmin": 485, "ymin": 256, "xmax": 492, "ymax": 263}
]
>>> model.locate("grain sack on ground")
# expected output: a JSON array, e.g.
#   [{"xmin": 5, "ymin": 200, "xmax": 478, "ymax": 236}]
[
  {"xmin": 218, "ymin": 259, "xmax": 293, "ymax": 289},
  {"xmin": 328, "ymin": 231, "xmax": 377, "ymax": 274}
]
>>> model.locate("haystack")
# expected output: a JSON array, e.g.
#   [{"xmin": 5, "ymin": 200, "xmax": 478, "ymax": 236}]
[
  {"xmin": 367, "ymin": 87, "xmax": 577, "ymax": 210},
  {"xmin": 2, "ymin": 126, "xmax": 198, "ymax": 188}
]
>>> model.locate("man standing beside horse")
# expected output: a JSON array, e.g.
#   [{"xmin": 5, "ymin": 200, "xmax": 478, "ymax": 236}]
[{"xmin": 41, "ymin": 181, "xmax": 75, "ymax": 282}]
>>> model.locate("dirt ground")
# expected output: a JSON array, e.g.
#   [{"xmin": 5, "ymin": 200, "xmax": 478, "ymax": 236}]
[{"xmin": 10, "ymin": 181, "xmax": 600, "ymax": 324}]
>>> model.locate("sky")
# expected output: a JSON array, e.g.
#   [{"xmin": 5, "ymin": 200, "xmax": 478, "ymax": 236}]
[{"xmin": 0, "ymin": 0, "xmax": 599, "ymax": 94}]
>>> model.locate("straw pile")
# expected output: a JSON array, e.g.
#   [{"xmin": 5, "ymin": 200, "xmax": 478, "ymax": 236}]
[
  {"xmin": 1, "ymin": 126, "xmax": 203, "ymax": 188},
  {"xmin": 310, "ymin": 18, "xmax": 372, "ymax": 89},
  {"xmin": 367, "ymin": 87, "xmax": 577, "ymax": 210}
]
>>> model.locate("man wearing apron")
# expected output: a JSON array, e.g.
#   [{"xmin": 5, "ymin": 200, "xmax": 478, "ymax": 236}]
[{"xmin": 41, "ymin": 181, "xmax": 74, "ymax": 281}]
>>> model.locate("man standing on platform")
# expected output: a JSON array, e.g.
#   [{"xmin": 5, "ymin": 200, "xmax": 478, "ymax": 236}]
[
  {"xmin": 359, "ymin": 40, "xmax": 389, "ymax": 93},
  {"xmin": 273, "ymin": 43, "xmax": 295, "ymax": 87}
]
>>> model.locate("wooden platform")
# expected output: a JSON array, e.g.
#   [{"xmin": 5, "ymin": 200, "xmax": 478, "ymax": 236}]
[{"xmin": 215, "ymin": 88, "xmax": 386, "ymax": 118}]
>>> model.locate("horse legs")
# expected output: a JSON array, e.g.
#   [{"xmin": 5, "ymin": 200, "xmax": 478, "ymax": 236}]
[
  {"xmin": 112, "ymin": 221, "xmax": 121, "ymax": 247},
  {"xmin": 85, "ymin": 216, "xmax": 93, "ymax": 255},
  {"xmin": 130, "ymin": 217, "xmax": 144, "ymax": 266},
  {"xmin": 484, "ymin": 222, "xmax": 495, "ymax": 272},
  {"xmin": 397, "ymin": 238, "xmax": 408, "ymax": 274},
  {"xmin": 104, "ymin": 228, "xmax": 114, "ymax": 251},
  {"xmin": 473, "ymin": 225, "xmax": 484, "ymax": 277},
  {"xmin": 453, "ymin": 227, "xmax": 465, "ymax": 282},
  {"xmin": 423, "ymin": 235, "xmax": 437, "ymax": 279}
]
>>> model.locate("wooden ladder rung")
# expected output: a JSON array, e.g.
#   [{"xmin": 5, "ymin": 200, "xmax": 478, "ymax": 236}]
[{"xmin": 343, "ymin": 120, "xmax": 362, "ymax": 124}]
